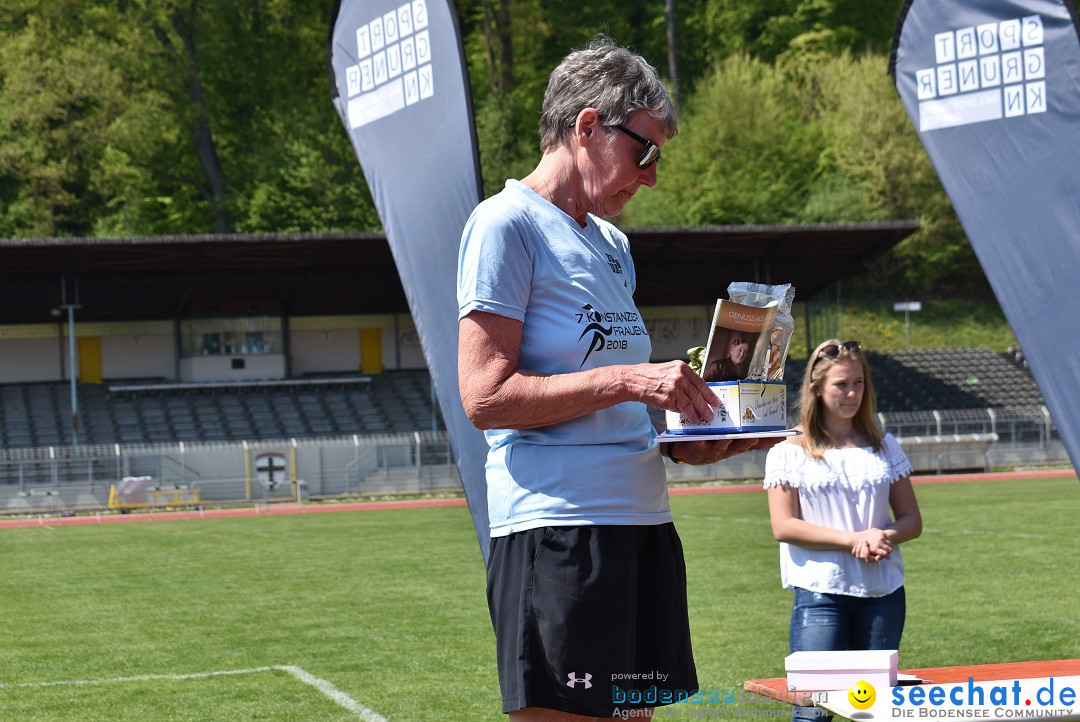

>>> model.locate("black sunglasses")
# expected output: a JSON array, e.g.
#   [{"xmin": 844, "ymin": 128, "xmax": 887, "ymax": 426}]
[
  {"xmin": 612, "ymin": 124, "xmax": 663, "ymax": 169},
  {"xmin": 818, "ymin": 340, "xmax": 862, "ymax": 358}
]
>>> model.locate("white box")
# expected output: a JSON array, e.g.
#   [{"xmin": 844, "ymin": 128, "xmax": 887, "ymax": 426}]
[
  {"xmin": 664, "ymin": 381, "xmax": 786, "ymax": 434},
  {"xmin": 736, "ymin": 380, "xmax": 786, "ymax": 430},
  {"xmin": 785, "ymin": 650, "xmax": 898, "ymax": 691}
]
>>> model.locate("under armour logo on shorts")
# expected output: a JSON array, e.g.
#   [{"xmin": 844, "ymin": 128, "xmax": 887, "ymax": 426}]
[{"xmin": 566, "ymin": 672, "xmax": 593, "ymax": 689}]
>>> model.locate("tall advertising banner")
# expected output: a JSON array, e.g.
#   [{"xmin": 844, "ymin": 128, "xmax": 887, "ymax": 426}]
[
  {"xmin": 890, "ymin": 1, "xmax": 1080, "ymax": 472},
  {"xmin": 328, "ymin": 0, "xmax": 492, "ymax": 554}
]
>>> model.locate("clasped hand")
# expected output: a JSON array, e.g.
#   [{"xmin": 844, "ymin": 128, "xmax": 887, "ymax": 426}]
[{"xmin": 851, "ymin": 529, "xmax": 892, "ymax": 562}]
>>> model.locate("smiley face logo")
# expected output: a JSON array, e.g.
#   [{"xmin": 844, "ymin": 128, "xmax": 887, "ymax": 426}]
[{"xmin": 848, "ymin": 680, "xmax": 876, "ymax": 710}]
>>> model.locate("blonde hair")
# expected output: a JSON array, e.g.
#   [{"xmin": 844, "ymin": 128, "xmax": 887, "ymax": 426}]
[{"xmin": 798, "ymin": 339, "xmax": 883, "ymax": 459}]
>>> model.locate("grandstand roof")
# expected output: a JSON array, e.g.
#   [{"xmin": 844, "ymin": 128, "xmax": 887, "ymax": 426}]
[{"xmin": 0, "ymin": 221, "xmax": 919, "ymax": 323}]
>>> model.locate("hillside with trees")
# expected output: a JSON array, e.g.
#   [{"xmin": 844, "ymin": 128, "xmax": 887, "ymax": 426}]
[{"xmin": 0, "ymin": 0, "xmax": 990, "ymax": 299}]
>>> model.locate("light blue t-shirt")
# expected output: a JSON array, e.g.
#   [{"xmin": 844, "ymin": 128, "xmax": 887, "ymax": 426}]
[{"xmin": 457, "ymin": 180, "xmax": 670, "ymax": 537}]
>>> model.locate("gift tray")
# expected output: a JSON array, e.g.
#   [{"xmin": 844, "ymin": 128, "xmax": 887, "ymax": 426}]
[{"xmin": 655, "ymin": 429, "xmax": 800, "ymax": 443}]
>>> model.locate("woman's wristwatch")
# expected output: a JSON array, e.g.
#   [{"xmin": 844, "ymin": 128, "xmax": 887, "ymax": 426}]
[{"xmin": 665, "ymin": 443, "xmax": 687, "ymax": 465}]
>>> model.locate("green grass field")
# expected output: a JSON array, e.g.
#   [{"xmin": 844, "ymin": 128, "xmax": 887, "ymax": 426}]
[{"xmin": 2, "ymin": 475, "xmax": 1078, "ymax": 721}]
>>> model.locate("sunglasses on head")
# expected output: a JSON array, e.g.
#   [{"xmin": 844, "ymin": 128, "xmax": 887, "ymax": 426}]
[{"xmin": 818, "ymin": 340, "xmax": 862, "ymax": 358}]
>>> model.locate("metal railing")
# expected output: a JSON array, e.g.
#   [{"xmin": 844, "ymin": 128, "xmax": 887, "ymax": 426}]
[
  {"xmin": 0, "ymin": 431, "xmax": 461, "ymax": 515},
  {"xmin": 878, "ymin": 405, "xmax": 1056, "ymax": 446},
  {"xmin": 0, "ymin": 411, "xmax": 1072, "ymax": 516}
]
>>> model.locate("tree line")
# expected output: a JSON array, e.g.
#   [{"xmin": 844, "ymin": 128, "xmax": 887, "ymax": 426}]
[{"xmin": 0, "ymin": 0, "xmax": 985, "ymax": 296}]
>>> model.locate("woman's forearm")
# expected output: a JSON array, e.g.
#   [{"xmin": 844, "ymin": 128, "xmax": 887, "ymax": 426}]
[
  {"xmin": 461, "ymin": 365, "xmax": 632, "ymax": 430},
  {"xmin": 885, "ymin": 512, "xmax": 923, "ymax": 545},
  {"xmin": 771, "ymin": 516, "xmax": 859, "ymax": 551},
  {"xmin": 458, "ymin": 312, "xmax": 719, "ymax": 430}
]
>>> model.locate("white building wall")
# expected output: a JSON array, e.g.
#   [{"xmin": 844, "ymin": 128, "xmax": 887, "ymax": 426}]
[
  {"xmin": 290, "ymin": 329, "xmax": 360, "ymax": 374},
  {"xmin": 0, "ymin": 308, "xmax": 718, "ymax": 385},
  {"xmin": 101, "ymin": 335, "xmax": 175, "ymax": 380},
  {"xmin": 0, "ymin": 338, "xmax": 62, "ymax": 383},
  {"xmin": 179, "ymin": 354, "xmax": 287, "ymax": 382},
  {"xmin": 390, "ymin": 322, "xmax": 428, "ymax": 370},
  {"xmin": 640, "ymin": 306, "xmax": 715, "ymax": 362}
]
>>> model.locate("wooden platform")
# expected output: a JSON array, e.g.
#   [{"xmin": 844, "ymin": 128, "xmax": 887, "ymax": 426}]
[{"xmin": 744, "ymin": 658, "xmax": 1080, "ymax": 707}]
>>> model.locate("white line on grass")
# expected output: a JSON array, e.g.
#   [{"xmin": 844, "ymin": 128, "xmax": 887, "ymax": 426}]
[
  {"xmin": 280, "ymin": 665, "xmax": 388, "ymax": 722},
  {"xmin": 0, "ymin": 665, "xmax": 388, "ymax": 721}
]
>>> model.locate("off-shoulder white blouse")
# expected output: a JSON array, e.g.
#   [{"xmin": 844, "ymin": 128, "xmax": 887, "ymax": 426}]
[{"xmin": 763, "ymin": 434, "xmax": 912, "ymax": 597}]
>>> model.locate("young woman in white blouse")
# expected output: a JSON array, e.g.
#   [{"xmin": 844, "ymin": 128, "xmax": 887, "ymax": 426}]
[{"xmin": 765, "ymin": 339, "xmax": 922, "ymax": 719}]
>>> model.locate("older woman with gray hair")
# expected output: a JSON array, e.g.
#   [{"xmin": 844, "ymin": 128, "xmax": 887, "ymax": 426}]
[{"xmin": 457, "ymin": 35, "xmax": 780, "ymax": 720}]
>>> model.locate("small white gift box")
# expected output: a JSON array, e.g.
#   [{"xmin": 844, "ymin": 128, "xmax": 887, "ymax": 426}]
[
  {"xmin": 664, "ymin": 381, "xmax": 786, "ymax": 434},
  {"xmin": 785, "ymin": 649, "xmax": 898, "ymax": 691}
]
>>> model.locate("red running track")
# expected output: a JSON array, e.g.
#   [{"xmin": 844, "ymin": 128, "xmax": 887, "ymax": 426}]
[{"xmin": 0, "ymin": 469, "xmax": 1074, "ymax": 530}]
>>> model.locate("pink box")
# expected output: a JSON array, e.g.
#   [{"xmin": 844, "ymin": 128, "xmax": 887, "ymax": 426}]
[{"xmin": 785, "ymin": 650, "xmax": 898, "ymax": 690}]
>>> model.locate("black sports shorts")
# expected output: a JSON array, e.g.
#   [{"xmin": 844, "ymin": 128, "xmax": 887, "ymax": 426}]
[{"xmin": 487, "ymin": 523, "xmax": 699, "ymax": 716}]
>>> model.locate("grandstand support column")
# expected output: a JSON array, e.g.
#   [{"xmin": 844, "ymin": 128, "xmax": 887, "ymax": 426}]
[
  {"xmin": 1041, "ymin": 406, "xmax": 1052, "ymax": 448},
  {"xmin": 393, "ymin": 314, "xmax": 402, "ymax": 370},
  {"xmin": 430, "ymin": 379, "xmax": 438, "ymax": 433},
  {"xmin": 280, "ymin": 309, "xmax": 291, "ymax": 378},
  {"xmin": 932, "ymin": 410, "xmax": 942, "ymax": 437},
  {"xmin": 290, "ymin": 438, "xmax": 298, "ymax": 487},
  {"xmin": 172, "ymin": 317, "xmax": 182, "ymax": 381},
  {"xmin": 68, "ymin": 304, "xmax": 78, "ymax": 446},
  {"xmin": 60, "ymin": 293, "xmax": 82, "ymax": 447},
  {"xmin": 179, "ymin": 441, "xmax": 186, "ymax": 493},
  {"xmin": 243, "ymin": 440, "xmax": 252, "ymax": 501},
  {"xmin": 352, "ymin": 434, "xmax": 361, "ymax": 495},
  {"xmin": 414, "ymin": 432, "xmax": 422, "ymax": 474}
]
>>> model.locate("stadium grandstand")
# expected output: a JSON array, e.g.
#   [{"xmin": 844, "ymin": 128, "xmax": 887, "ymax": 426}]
[
  {"xmin": 0, "ymin": 223, "xmax": 1067, "ymax": 513},
  {"xmin": 0, "ymin": 350, "xmax": 1050, "ymax": 450}
]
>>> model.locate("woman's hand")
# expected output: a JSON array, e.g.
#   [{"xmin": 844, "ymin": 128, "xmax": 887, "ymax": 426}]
[
  {"xmin": 851, "ymin": 528, "xmax": 893, "ymax": 562},
  {"xmin": 851, "ymin": 479, "xmax": 923, "ymax": 562},
  {"xmin": 625, "ymin": 360, "xmax": 720, "ymax": 425},
  {"xmin": 666, "ymin": 436, "xmax": 786, "ymax": 465}
]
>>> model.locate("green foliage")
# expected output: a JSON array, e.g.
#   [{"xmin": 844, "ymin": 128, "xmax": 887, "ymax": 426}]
[
  {"xmin": 626, "ymin": 55, "xmax": 827, "ymax": 226},
  {"xmin": 0, "ymin": 0, "xmax": 380, "ymax": 237},
  {"xmin": 625, "ymin": 50, "xmax": 988, "ymax": 298},
  {"xmin": 836, "ymin": 297, "xmax": 1018, "ymax": 352},
  {"xmin": 787, "ymin": 53, "xmax": 982, "ymax": 294},
  {"xmin": 0, "ymin": 3, "xmax": 146, "ymax": 235},
  {"xmin": 693, "ymin": 0, "xmax": 903, "ymax": 66},
  {"xmin": 473, "ymin": 91, "xmax": 539, "ymax": 199},
  {"xmin": 237, "ymin": 127, "xmax": 383, "ymax": 233},
  {"xmin": 0, "ymin": 0, "xmax": 992, "ymax": 299},
  {"xmin": 687, "ymin": 345, "xmax": 706, "ymax": 375}
]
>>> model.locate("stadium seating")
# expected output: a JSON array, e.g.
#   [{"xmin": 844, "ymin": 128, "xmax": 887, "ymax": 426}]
[
  {"xmin": 0, "ymin": 349, "xmax": 1047, "ymax": 451},
  {"xmin": 782, "ymin": 347, "xmax": 1045, "ymax": 414},
  {"xmin": 0, "ymin": 371, "xmax": 444, "ymax": 449}
]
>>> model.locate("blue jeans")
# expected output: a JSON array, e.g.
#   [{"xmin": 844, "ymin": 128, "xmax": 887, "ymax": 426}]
[{"xmin": 789, "ymin": 586, "xmax": 906, "ymax": 720}]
